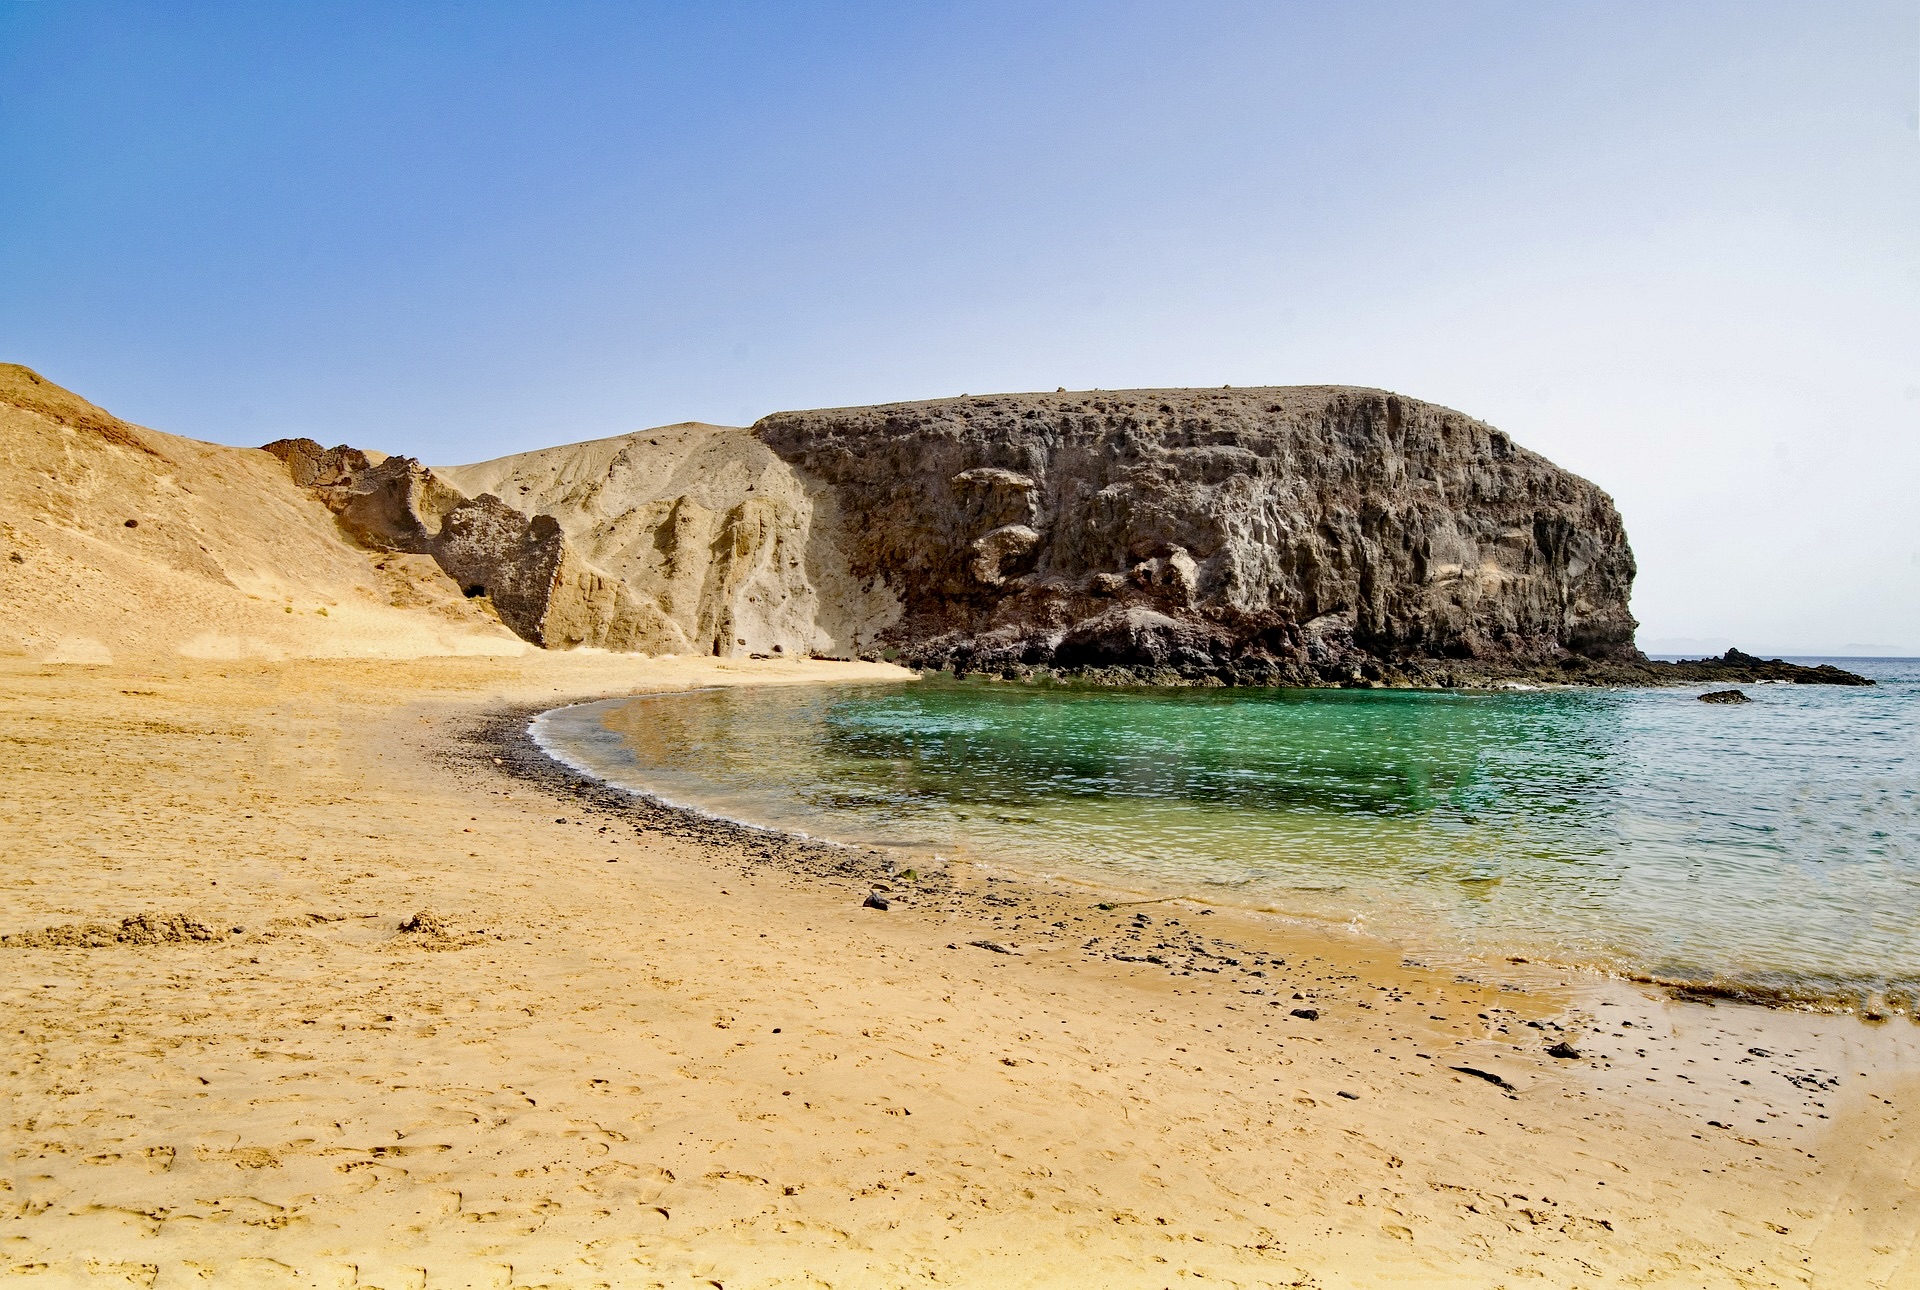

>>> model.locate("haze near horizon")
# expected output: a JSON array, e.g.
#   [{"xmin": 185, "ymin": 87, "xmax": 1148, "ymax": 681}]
[{"xmin": 2, "ymin": 2, "xmax": 1915, "ymax": 654}]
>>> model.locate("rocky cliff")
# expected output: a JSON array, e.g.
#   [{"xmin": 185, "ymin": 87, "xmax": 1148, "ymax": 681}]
[
  {"xmin": 264, "ymin": 424, "xmax": 896, "ymax": 659},
  {"xmin": 436, "ymin": 426, "xmax": 897, "ymax": 656},
  {"xmin": 756, "ymin": 386, "xmax": 1639, "ymax": 684},
  {"xmin": 251, "ymin": 383, "xmax": 1865, "ymax": 687}
]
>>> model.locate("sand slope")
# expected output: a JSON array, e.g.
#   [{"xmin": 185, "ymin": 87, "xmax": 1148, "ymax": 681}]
[{"xmin": 0, "ymin": 365, "xmax": 523, "ymax": 664}]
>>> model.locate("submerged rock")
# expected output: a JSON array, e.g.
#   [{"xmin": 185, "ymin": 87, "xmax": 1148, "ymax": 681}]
[{"xmin": 1698, "ymin": 689, "xmax": 1752, "ymax": 704}]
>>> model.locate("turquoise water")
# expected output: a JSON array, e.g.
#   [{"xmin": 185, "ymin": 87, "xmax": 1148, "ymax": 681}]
[{"xmin": 535, "ymin": 661, "xmax": 1920, "ymax": 1013}]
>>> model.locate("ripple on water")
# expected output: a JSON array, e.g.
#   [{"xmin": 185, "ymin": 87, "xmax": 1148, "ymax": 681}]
[{"xmin": 534, "ymin": 660, "xmax": 1920, "ymax": 1015}]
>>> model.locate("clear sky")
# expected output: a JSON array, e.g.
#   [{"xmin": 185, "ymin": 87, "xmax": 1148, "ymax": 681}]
[{"xmin": 3, "ymin": 2, "xmax": 1916, "ymax": 654}]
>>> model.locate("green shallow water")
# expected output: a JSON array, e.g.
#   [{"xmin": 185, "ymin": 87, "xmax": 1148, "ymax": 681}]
[{"xmin": 534, "ymin": 661, "xmax": 1920, "ymax": 1012}]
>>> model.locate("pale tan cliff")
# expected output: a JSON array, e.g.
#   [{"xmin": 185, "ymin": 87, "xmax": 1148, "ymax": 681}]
[
  {"xmin": 0, "ymin": 362, "xmax": 900, "ymax": 666},
  {"xmin": 437, "ymin": 423, "xmax": 898, "ymax": 657}
]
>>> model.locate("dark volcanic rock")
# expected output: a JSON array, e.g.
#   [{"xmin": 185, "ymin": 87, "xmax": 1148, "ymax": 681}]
[
  {"xmin": 1698, "ymin": 689, "xmax": 1752, "ymax": 704},
  {"xmin": 755, "ymin": 387, "xmax": 1640, "ymax": 682},
  {"xmin": 1651, "ymin": 648, "xmax": 1872, "ymax": 688}
]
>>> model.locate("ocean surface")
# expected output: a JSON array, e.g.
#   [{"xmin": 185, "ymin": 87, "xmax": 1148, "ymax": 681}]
[{"xmin": 534, "ymin": 660, "xmax": 1920, "ymax": 1014}]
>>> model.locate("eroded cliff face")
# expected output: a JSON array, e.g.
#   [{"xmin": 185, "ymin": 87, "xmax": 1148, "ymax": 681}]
[
  {"xmin": 264, "ymin": 425, "xmax": 898, "ymax": 658},
  {"xmin": 263, "ymin": 386, "xmax": 1641, "ymax": 680},
  {"xmin": 16, "ymin": 363, "xmax": 1868, "ymax": 685},
  {"xmin": 753, "ymin": 386, "xmax": 1639, "ymax": 682},
  {"xmin": 436, "ymin": 425, "xmax": 898, "ymax": 656}
]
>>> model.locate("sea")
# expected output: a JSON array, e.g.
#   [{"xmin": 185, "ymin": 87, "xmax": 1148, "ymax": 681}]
[{"xmin": 533, "ymin": 659, "xmax": 1920, "ymax": 1015}]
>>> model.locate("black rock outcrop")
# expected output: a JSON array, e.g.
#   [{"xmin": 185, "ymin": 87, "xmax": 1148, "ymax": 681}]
[
  {"xmin": 1660, "ymin": 650, "xmax": 1871, "ymax": 687},
  {"xmin": 262, "ymin": 439, "xmax": 579, "ymax": 644}
]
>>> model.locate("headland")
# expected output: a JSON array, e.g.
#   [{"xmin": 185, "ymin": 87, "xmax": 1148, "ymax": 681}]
[{"xmin": 1, "ymin": 365, "xmax": 1906, "ymax": 1284}]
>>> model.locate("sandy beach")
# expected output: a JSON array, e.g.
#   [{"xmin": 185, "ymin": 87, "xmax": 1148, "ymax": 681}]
[{"xmin": 2, "ymin": 653, "xmax": 1914, "ymax": 1288}]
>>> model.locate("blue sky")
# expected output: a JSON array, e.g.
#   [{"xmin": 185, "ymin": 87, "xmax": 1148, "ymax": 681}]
[{"xmin": 3, "ymin": 2, "xmax": 1916, "ymax": 652}]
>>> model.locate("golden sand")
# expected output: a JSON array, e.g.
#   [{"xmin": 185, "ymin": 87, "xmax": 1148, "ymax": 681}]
[{"xmin": 2, "ymin": 652, "xmax": 1914, "ymax": 1287}]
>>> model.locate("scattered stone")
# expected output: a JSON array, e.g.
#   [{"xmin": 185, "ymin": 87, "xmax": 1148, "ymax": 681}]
[
  {"xmin": 1290, "ymin": 1008, "xmax": 1320, "ymax": 1021},
  {"xmin": 1699, "ymin": 689, "xmax": 1750, "ymax": 704},
  {"xmin": 862, "ymin": 891, "xmax": 891, "ymax": 911},
  {"xmin": 1452, "ymin": 1066, "xmax": 1517, "ymax": 1092},
  {"xmin": 1546, "ymin": 1042, "xmax": 1581, "ymax": 1059},
  {"xmin": 1336, "ymin": 1090, "xmax": 1359, "ymax": 1100},
  {"xmin": 968, "ymin": 939, "xmax": 1015, "ymax": 955}
]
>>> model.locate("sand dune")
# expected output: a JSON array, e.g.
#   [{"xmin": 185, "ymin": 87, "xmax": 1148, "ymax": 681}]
[{"xmin": 0, "ymin": 364, "xmax": 521, "ymax": 665}]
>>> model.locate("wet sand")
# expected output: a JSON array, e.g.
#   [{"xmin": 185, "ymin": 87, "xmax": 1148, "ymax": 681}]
[{"xmin": 2, "ymin": 653, "xmax": 1915, "ymax": 1287}]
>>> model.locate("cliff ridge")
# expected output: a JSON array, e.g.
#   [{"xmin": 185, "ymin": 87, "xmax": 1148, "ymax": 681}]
[{"xmin": 756, "ymin": 386, "xmax": 1641, "ymax": 685}]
